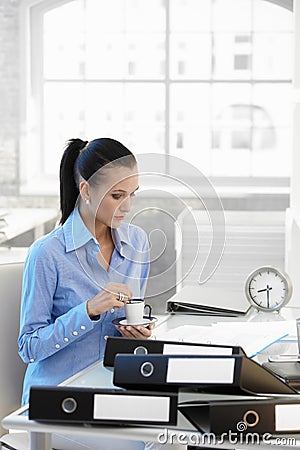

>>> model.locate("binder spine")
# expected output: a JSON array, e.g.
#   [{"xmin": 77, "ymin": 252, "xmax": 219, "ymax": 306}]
[
  {"xmin": 103, "ymin": 337, "xmax": 243, "ymax": 368},
  {"xmin": 178, "ymin": 399, "xmax": 300, "ymax": 434},
  {"xmin": 103, "ymin": 337, "xmax": 164, "ymax": 367},
  {"xmin": 113, "ymin": 354, "xmax": 241, "ymax": 390},
  {"xmin": 29, "ymin": 386, "xmax": 177, "ymax": 426}
]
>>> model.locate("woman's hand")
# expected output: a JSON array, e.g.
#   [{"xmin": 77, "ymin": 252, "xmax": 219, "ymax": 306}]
[
  {"xmin": 86, "ymin": 282, "xmax": 133, "ymax": 318},
  {"xmin": 116, "ymin": 323, "xmax": 155, "ymax": 339}
]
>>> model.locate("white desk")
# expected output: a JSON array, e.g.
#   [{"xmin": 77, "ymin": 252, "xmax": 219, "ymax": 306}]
[
  {"xmin": 153, "ymin": 308, "xmax": 300, "ymax": 362},
  {"xmin": 2, "ymin": 309, "xmax": 300, "ymax": 450},
  {"xmin": 0, "ymin": 208, "xmax": 58, "ymax": 246}
]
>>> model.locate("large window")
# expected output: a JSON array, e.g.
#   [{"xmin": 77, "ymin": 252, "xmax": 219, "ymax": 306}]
[{"xmin": 22, "ymin": 0, "xmax": 293, "ymax": 190}]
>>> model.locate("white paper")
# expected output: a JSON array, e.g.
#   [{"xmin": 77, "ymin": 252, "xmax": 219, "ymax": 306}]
[
  {"xmin": 155, "ymin": 320, "xmax": 296, "ymax": 358},
  {"xmin": 275, "ymin": 404, "xmax": 300, "ymax": 431},
  {"xmin": 166, "ymin": 357, "xmax": 235, "ymax": 383},
  {"xmin": 93, "ymin": 394, "xmax": 170, "ymax": 422},
  {"xmin": 163, "ymin": 343, "xmax": 233, "ymax": 355}
]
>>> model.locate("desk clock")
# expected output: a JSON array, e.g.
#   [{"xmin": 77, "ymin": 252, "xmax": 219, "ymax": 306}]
[{"xmin": 245, "ymin": 266, "xmax": 293, "ymax": 312}]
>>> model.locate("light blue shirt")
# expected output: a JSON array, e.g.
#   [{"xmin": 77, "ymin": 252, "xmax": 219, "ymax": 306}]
[{"xmin": 18, "ymin": 208, "xmax": 150, "ymax": 404}]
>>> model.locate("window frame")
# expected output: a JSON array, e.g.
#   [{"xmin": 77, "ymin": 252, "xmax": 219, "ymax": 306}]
[{"xmin": 19, "ymin": 0, "xmax": 293, "ymax": 197}]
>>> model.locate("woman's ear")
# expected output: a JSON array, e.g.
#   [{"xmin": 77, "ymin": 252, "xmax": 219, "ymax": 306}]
[{"xmin": 79, "ymin": 180, "xmax": 90, "ymax": 204}]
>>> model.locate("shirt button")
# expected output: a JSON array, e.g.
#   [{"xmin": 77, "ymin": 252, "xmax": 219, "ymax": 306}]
[
  {"xmin": 55, "ymin": 344, "xmax": 60, "ymax": 349},
  {"xmin": 29, "ymin": 358, "xmax": 35, "ymax": 363},
  {"xmin": 64, "ymin": 337, "xmax": 69, "ymax": 342},
  {"xmin": 72, "ymin": 331, "xmax": 78, "ymax": 336},
  {"xmin": 110, "ymin": 308, "xmax": 115, "ymax": 314},
  {"xmin": 80, "ymin": 325, "xmax": 86, "ymax": 330}
]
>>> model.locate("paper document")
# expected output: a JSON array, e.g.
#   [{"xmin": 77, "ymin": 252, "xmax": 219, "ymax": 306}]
[{"xmin": 154, "ymin": 320, "xmax": 296, "ymax": 358}]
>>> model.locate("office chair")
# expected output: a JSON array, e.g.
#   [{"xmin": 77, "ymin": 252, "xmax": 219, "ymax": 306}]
[{"xmin": 0, "ymin": 261, "xmax": 27, "ymax": 449}]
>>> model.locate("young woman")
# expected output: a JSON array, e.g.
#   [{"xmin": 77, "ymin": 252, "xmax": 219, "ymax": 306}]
[{"xmin": 18, "ymin": 138, "xmax": 153, "ymax": 406}]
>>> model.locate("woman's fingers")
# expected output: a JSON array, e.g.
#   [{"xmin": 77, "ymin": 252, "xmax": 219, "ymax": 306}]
[
  {"xmin": 116, "ymin": 323, "xmax": 154, "ymax": 339},
  {"xmin": 105, "ymin": 283, "xmax": 133, "ymax": 302},
  {"xmin": 113, "ymin": 298, "xmax": 127, "ymax": 309}
]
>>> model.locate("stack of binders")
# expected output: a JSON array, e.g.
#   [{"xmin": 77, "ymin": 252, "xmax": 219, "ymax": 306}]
[
  {"xmin": 29, "ymin": 337, "xmax": 300, "ymax": 433},
  {"xmin": 109, "ymin": 337, "xmax": 300, "ymax": 435}
]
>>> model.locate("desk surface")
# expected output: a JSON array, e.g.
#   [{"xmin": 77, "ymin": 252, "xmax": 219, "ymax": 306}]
[
  {"xmin": 3, "ymin": 309, "xmax": 300, "ymax": 450},
  {"xmin": 0, "ymin": 208, "xmax": 58, "ymax": 245}
]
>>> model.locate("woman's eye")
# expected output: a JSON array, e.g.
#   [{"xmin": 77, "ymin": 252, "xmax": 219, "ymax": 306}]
[{"xmin": 112, "ymin": 194, "xmax": 122, "ymax": 200}]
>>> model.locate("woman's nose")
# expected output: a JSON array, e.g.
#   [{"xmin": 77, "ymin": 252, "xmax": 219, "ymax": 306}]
[{"xmin": 119, "ymin": 196, "xmax": 132, "ymax": 212}]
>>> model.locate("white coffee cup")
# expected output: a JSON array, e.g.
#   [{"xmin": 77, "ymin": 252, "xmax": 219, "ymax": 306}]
[{"xmin": 125, "ymin": 300, "xmax": 152, "ymax": 325}]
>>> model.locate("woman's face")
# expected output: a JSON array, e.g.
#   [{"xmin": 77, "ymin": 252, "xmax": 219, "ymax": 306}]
[{"xmin": 86, "ymin": 165, "xmax": 139, "ymax": 228}]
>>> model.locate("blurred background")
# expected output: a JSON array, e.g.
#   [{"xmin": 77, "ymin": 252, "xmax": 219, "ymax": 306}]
[{"xmin": 1, "ymin": 0, "xmax": 299, "ymax": 313}]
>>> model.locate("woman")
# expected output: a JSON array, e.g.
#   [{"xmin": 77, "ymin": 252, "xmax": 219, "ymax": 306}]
[{"xmin": 18, "ymin": 138, "xmax": 153, "ymax": 406}]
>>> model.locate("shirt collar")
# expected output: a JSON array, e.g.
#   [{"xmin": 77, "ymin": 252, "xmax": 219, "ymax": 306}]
[
  {"xmin": 63, "ymin": 208, "xmax": 132, "ymax": 253},
  {"xmin": 63, "ymin": 208, "xmax": 98, "ymax": 253},
  {"xmin": 112, "ymin": 223, "xmax": 132, "ymax": 255}
]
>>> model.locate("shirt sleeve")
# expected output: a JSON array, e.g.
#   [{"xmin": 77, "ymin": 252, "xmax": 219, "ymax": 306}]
[{"xmin": 18, "ymin": 241, "xmax": 102, "ymax": 364}]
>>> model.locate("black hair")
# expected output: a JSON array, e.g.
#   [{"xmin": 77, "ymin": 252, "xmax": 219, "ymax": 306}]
[{"xmin": 59, "ymin": 137, "xmax": 137, "ymax": 225}]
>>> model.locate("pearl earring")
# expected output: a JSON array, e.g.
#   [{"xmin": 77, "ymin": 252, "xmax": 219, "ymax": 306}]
[{"xmin": 85, "ymin": 199, "xmax": 90, "ymax": 205}]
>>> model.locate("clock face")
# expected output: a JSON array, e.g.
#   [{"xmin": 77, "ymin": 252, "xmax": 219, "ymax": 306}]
[{"xmin": 245, "ymin": 266, "xmax": 293, "ymax": 312}]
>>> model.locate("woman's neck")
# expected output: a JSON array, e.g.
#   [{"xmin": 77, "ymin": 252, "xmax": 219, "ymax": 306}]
[
  {"xmin": 78, "ymin": 206, "xmax": 111, "ymax": 245},
  {"xmin": 95, "ymin": 225, "xmax": 112, "ymax": 246}
]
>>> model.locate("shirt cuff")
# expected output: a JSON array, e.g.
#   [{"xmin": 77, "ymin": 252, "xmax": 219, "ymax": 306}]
[{"xmin": 91, "ymin": 314, "xmax": 101, "ymax": 321}]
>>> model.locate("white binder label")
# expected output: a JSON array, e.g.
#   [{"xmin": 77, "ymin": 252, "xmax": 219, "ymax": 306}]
[
  {"xmin": 93, "ymin": 394, "xmax": 170, "ymax": 422},
  {"xmin": 163, "ymin": 344, "xmax": 232, "ymax": 356},
  {"xmin": 275, "ymin": 404, "xmax": 300, "ymax": 431},
  {"xmin": 166, "ymin": 357, "xmax": 235, "ymax": 383}
]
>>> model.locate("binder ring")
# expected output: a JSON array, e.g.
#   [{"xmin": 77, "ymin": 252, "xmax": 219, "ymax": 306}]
[
  {"xmin": 134, "ymin": 346, "xmax": 148, "ymax": 355},
  {"xmin": 140, "ymin": 361, "xmax": 154, "ymax": 377},
  {"xmin": 243, "ymin": 410, "xmax": 260, "ymax": 427},
  {"xmin": 61, "ymin": 397, "xmax": 77, "ymax": 414}
]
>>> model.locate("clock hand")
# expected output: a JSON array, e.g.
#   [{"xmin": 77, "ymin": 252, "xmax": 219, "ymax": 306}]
[
  {"xmin": 257, "ymin": 286, "xmax": 272, "ymax": 308},
  {"xmin": 257, "ymin": 286, "xmax": 273, "ymax": 293}
]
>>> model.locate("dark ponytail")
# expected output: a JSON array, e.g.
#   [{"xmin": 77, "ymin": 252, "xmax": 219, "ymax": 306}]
[
  {"xmin": 59, "ymin": 139, "xmax": 88, "ymax": 225},
  {"xmin": 59, "ymin": 137, "xmax": 136, "ymax": 225}
]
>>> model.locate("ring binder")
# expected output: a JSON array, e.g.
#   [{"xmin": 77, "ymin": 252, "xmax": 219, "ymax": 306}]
[
  {"xmin": 262, "ymin": 361, "xmax": 300, "ymax": 388},
  {"xmin": 103, "ymin": 336, "xmax": 245, "ymax": 368},
  {"xmin": 29, "ymin": 386, "xmax": 178, "ymax": 426},
  {"xmin": 113, "ymin": 354, "xmax": 298, "ymax": 395},
  {"xmin": 178, "ymin": 397, "xmax": 300, "ymax": 434},
  {"xmin": 166, "ymin": 286, "xmax": 250, "ymax": 316}
]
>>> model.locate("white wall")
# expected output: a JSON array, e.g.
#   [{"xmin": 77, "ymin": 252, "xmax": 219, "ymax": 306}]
[{"xmin": 286, "ymin": 0, "xmax": 300, "ymax": 307}]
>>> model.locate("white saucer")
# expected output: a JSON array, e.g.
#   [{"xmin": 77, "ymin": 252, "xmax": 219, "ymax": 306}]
[{"xmin": 112, "ymin": 316, "xmax": 158, "ymax": 327}]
